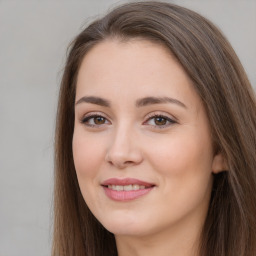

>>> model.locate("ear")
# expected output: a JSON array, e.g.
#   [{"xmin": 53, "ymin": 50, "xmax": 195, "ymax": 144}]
[{"xmin": 212, "ymin": 152, "xmax": 228, "ymax": 174}]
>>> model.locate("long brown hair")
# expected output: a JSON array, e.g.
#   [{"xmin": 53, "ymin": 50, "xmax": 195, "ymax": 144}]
[{"xmin": 52, "ymin": 2, "xmax": 256, "ymax": 255}]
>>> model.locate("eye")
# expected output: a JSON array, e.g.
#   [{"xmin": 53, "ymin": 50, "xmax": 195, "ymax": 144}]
[
  {"xmin": 81, "ymin": 114, "xmax": 110, "ymax": 127},
  {"xmin": 144, "ymin": 114, "xmax": 176, "ymax": 128}
]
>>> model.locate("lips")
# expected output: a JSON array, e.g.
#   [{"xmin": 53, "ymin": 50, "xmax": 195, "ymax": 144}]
[
  {"xmin": 107, "ymin": 184, "xmax": 147, "ymax": 191},
  {"xmin": 101, "ymin": 178, "xmax": 155, "ymax": 201},
  {"xmin": 101, "ymin": 178, "xmax": 155, "ymax": 187}
]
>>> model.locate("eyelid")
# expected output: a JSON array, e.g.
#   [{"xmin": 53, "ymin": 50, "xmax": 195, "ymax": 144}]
[
  {"xmin": 143, "ymin": 111, "xmax": 178, "ymax": 128},
  {"xmin": 79, "ymin": 111, "xmax": 177, "ymax": 128},
  {"xmin": 144, "ymin": 111, "xmax": 177, "ymax": 121},
  {"xmin": 80, "ymin": 111, "xmax": 110, "ymax": 120},
  {"xmin": 80, "ymin": 112, "xmax": 111, "ymax": 126}
]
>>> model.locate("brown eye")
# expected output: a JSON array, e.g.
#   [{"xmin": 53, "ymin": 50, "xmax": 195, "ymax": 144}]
[
  {"xmin": 81, "ymin": 114, "xmax": 110, "ymax": 127},
  {"xmin": 144, "ymin": 114, "xmax": 176, "ymax": 128},
  {"xmin": 154, "ymin": 117, "xmax": 167, "ymax": 126},
  {"xmin": 94, "ymin": 116, "xmax": 106, "ymax": 125}
]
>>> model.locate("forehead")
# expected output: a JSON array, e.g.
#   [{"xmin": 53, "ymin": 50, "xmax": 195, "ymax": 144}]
[{"xmin": 76, "ymin": 39, "xmax": 202, "ymax": 111}]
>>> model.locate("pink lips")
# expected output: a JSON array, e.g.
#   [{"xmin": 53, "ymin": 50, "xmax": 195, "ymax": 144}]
[{"xmin": 101, "ymin": 178, "xmax": 155, "ymax": 201}]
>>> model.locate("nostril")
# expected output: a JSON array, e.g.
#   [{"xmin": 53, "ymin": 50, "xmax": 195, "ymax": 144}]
[
  {"xmin": 124, "ymin": 161, "xmax": 134, "ymax": 165},
  {"xmin": 105, "ymin": 147, "xmax": 143, "ymax": 168}
]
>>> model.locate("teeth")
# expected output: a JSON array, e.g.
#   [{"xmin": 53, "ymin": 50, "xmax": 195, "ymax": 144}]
[
  {"xmin": 124, "ymin": 185, "xmax": 132, "ymax": 191},
  {"xmin": 115, "ymin": 185, "xmax": 123, "ymax": 191},
  {"xmin": 107, "ymin": 184, "xmax": 147, "ymax": 191},
  {"xmin": 133, "ymin": 184, "xmax": 140, "ymax": 190}
]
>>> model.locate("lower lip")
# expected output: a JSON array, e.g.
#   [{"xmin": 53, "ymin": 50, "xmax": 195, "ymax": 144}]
[{"xmin": 103, "ymin": 186, "xmax": 154, "ymax": 201}]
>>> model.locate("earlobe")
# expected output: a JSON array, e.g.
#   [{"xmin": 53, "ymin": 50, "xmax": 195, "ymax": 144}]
[{"xmin": 212, "ymin": 153, "xmax": 228, "ymax": 174}]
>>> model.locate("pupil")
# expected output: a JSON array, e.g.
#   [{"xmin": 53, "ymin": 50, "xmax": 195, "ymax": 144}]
[
  {"xmin": 155, "ymin": 117, "xmax": 166, "ymax": 125},
  {"xmin": 94, "ymin": 117, "xmax": 105, "ymax": 124}
]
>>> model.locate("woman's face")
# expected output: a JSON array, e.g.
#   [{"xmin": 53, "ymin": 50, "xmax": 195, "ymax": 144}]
[{"xmin": 73, "ymin": 39, "xmax": 224, "ymax": 239}]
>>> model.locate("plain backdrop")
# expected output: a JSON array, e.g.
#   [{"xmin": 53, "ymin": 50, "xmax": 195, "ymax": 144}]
[{"xmin": 0, "ymin": 1, "xmax": 255, "ymax": 256}]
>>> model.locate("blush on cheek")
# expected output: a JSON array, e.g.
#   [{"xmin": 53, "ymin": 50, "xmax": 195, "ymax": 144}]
[
  {"xmin": 149, "ymin": 140, "xmax": 189, "ymax": 174},
  {"xmin": 73, "ymin": 137, "xmax": 104, "ymax": 180},
  {"xmin": 151, "ymin": 135, "xmax": 212, "ymax": 178}
]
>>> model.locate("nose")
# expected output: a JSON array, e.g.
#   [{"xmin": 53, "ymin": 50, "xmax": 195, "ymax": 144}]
[{"xmin": 105, "ymin": 126, "xmax": 143, "ymax": 169}]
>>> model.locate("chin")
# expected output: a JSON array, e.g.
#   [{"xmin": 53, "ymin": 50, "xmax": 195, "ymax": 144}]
[
  {"xmin": 106, "ymin": 225, "xmax": 149, "ymax": 237},
  {"xmin": 99, "ymin": 214, "xmax": 151, "ymax": 237}
]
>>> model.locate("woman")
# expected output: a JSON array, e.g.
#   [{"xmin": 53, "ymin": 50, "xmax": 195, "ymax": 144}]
[{"xmin": 52, "ymin": 1, "xmax": 256, "ymax": 256}]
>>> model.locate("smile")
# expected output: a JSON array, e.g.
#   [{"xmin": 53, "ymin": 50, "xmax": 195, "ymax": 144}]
[
  {"xmin": 101, "ymin": 178, "xmax": 155, "ymax": 201},
  {"xmin": 107, "ymin": 184, "xmax": 148, "ymax": 191}
]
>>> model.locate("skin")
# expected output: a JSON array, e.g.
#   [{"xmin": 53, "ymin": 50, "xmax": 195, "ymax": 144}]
[{"xmin": 72, "ymin": 39, "xmax": 226, "ymax": 256}]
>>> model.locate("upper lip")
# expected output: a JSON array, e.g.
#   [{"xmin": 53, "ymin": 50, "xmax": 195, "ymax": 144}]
[{"xmin": 101, "ymin": 178, "xmax": 155, "ymax": 187}]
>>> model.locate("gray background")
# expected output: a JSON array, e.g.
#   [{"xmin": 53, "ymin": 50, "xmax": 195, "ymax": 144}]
[{"xmin": 0, "ymin": 1, "xmax": 255, "ymax": 256}]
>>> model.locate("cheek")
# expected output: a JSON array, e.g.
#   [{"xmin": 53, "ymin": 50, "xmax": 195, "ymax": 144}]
[
  {"xmin": 146, "ymin": 132, "xmax": 214, "ymax": 222},
  {"xmin": 72, "ymin": 129, "xmax": 109, "ymax": 213},
  {"xmin": 150, "ymin": 127, "xmax": 213, "ymax": 174},
  {"xmin": 147, "ymin": 129, "xmax": 214, "ymax": 197},
  {"xmin": 72, "ymin": 129, "xmax": 106, "ymax": 180}
]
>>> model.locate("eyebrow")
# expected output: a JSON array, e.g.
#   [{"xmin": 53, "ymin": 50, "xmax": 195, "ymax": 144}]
[
  {"xmin": 136, "ymin": 96, "xmax": 187, "ymax": 108},
  {"xmin": 75, "ymin": 96, "xmax": 187, "ymax": 109},
  {"xmin": 75, "ymin": 96, "xmax": 110, "ymax": 107}
]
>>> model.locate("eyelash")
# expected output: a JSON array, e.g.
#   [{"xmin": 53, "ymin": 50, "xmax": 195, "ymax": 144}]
[
  {"xmin": 144, "ymin": 113, "xmax": 177, "ymax": 129},
  {"xmin": 80, "ymin": 113, "xmax": 177, "ymax": 128},
  {"xmin": 80, "ymin": 113, "xmax": 110, "ymax": 128}
]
